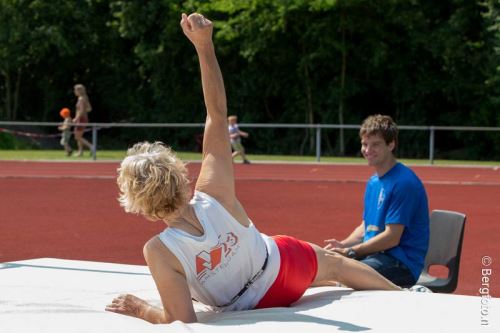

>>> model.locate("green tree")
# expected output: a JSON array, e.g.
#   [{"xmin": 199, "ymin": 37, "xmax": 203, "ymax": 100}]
[
  {"xmin": 0, "ymin": 0, "xmax": 107, "ymax": 121},
  {"xmin": 0, "ymin": 0, "xmax": 498, "ymax": 159}
]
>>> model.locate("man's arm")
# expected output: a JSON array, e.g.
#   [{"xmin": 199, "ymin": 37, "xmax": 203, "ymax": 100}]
[
  {"xmin": 335, "ymin": 224, "xmax": 404, "ymax": 258},
  {"xmin": 344, "ymin": 176, "xmax": 415, "ymax": 258},
  {"xmin": 324, "ymin": 222, "xmax": 364, "ymax": 250}
]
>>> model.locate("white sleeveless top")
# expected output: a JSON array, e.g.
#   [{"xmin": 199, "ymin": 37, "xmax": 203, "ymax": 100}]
[{"xmin": 158, "ymin": 191, "xmax": 280, "ymax": 312}]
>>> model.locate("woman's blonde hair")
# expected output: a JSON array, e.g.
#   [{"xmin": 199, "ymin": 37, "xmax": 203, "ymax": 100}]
[
  {"xmin": 74, "ymin": 84, "xmax": 92, "ymax": 112},
  {"xmin": 117, "ymin": 142, "xmax": 191, "ymax": 221}
]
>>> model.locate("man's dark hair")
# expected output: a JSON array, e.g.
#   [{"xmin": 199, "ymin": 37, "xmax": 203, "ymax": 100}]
[{"xmin": 359, "ymin": 114, "xmax": 399, "ymax": 148}]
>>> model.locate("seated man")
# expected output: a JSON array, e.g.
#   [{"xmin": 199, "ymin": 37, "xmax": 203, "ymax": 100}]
[{"xmin": 325, "ymin": 115, "xmax": 430, "ymax": 287}]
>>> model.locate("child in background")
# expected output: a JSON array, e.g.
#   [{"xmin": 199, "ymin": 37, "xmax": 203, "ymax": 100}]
[
  {"xmin": 228, "ymin": 115, "xmax": 251, "ymax": 164},
  {"xmin": 58, "ymin": 108, "xmax": 73, "ymax": 156}
]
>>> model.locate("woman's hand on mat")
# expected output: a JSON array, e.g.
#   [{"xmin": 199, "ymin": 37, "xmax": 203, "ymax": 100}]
[
  {"xmin": 105, "ymin": 294, "xmax": 151, "ymax": 320},
  {"xmin": 323, "ymin": 238, "xmax": 345, "ymax": 250},
  {"xmin": 180, "ymin": 13, "xmax": 213, "ymax": 48}
]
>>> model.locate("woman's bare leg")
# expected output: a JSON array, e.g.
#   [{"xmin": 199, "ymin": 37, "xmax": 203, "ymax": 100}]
[
  {"xmin": 81, "ymin": 137, "xmax": 93, "ymax": 149},
  {"xmin": 75, "ymin": 133, "xmax": 83, "ymax": 156},
  {"xmin": 309, "ymin": 243, "xmax": 401, "ymax": 291},
  {"xmin": 74, "ymin": 132, "xmax": 93, "ymax": 156}
]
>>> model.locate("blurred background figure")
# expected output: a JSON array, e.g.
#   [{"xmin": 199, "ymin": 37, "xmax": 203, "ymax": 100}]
[
  {"xmin": 73, "ymin": 84, "xmax": 94, "ymax": 157},
  {"xmin": 58, "ymin": 107, "xmax": 73, "ymax": 156},
  {"xmin": 228, "ymin": 115, "xmax": 250, "ymax": 164}
]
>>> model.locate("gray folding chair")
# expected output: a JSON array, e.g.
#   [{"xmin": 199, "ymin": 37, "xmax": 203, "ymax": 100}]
[{"xmin": 417, "ymin": 209, "xmax": 466, "ymax": 293}]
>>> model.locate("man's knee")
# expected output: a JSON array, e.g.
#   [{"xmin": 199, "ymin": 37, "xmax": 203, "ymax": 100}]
[
  {"xmin": 359, "ymin": 258, "xmax": 383, "ymax": 272},
  {"xmin": 360, "ymin": 253, "xmax": 414, "ymax": 286}
]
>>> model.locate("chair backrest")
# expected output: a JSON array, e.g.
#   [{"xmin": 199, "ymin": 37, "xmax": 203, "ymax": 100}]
[{"xmin": 423, "ymin": 210, "xmax": 466, "ymax": 281}]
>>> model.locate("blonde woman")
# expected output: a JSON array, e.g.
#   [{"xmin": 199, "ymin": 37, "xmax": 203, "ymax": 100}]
[
  {"xmin": 73, "ymin": 83, "xmax": 93, "ymax": 156},
  {"xmin": 105, "ymin": 13, "xmax": 401, "ymax": 324}
]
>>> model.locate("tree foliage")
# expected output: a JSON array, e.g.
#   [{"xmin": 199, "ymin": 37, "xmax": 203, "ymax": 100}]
[{"xmin": 0, "ymin": 0, "xmax": 498, "ymax": 159}]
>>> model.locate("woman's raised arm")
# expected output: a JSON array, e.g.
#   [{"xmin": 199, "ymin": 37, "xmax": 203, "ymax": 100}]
[{"xmin": 180, "ymin": 13, "xmax": 236, "ymax": 205}]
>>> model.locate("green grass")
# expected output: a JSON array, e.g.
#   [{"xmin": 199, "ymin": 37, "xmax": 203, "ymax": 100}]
[
  {"xmin": 0, "ymin": 149, "xmax": 499, "ymax": 166},
  {"xmin": 0, "ymin": 149, "xmax": 199, "ymax": 161},
  {"xmin": 0, "ymin": 149, "xmax": 125, "ymax": 161}
]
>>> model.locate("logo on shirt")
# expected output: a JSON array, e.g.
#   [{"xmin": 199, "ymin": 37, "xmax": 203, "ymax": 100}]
[
  {"xmin": 195, "ymin": 232, "xmax": 239, "ymax": 282},
  {"xmin": 377, "ymin": 188, "xmax": 385, "ymax": 209}
]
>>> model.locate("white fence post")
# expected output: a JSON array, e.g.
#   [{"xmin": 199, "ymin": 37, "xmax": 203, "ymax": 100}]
[
  {"xmin": 429, "ymin": 126, "xmax": 435, "ymax": 165},
  {"xmin": 91, "ymin": 126, "xmax": 97, "ymax": 161},
  {"xmin": 315, "ymin": 125, "xmax": 321, "ymax": 162}
]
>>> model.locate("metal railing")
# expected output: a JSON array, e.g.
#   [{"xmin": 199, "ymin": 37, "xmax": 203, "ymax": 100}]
[{"xmin": 1, "ymin": 121, "xmax": 499, "ymax": 163}]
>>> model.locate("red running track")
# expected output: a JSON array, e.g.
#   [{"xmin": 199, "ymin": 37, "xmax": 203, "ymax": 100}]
[{"xmin": 0, "ymin": 160, "xmax": 499, "ymax": 297}]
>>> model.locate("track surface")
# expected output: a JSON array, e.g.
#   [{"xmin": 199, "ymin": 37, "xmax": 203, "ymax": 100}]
[{"xmin": 1, "ymin": 160, "xmax": 499, "ymax": 296}]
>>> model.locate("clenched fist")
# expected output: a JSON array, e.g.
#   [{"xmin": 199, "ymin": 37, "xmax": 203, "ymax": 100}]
[{"xmin": 180, "ymin": 13, "xmax": 213, "ymax": 48}]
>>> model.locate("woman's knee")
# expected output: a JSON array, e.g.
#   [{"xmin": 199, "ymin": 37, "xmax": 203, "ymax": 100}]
[{"xmin": 311, "ymin": 245, "xmax": 345, "ymax": 283}]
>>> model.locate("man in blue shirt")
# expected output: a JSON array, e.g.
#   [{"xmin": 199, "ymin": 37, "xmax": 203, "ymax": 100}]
[{"xmin": 325, "ymin": 115, "xmax": 430, "ymax": 287}]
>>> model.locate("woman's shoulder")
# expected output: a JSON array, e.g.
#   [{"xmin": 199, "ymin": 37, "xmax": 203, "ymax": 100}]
[
  {"xmin": 144, "ymin": 236, "xmax": 182, "ymax": 269},
  {"xmin": 192, "ymin": 190, "xmax": 237, "ymax": 214},
  {"xmin": 144, "ymin": 236, "xmax": 166, "ymax": 256},
  {"xmin": 192, "ymin": 190, "xmax": 226, "ymax": 205}
]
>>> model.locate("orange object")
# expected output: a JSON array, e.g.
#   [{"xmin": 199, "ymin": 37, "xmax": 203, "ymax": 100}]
[{"xmin": 59, "ymin": 108, "xmax": 71, "ymax": 118}]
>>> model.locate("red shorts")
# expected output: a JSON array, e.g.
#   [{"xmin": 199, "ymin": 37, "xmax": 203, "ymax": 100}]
[{"xmin": 255, "ymin": 235, "xmax": 318, "ymax": 308}]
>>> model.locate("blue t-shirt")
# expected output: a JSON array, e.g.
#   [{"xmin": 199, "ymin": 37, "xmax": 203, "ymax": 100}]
[{"xmin": 363, "ymin": 162, "xmax": 430, "ymax": 280}]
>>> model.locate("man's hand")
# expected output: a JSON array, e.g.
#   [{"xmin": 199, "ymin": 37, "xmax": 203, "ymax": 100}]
[
  {"xmin": 332, "ymin": 247, "xmax": 349, "ymax": 256},
  {"xmin": 324, "ymin": 238, "xmax": 345, "ymax": 250},
  {"xmin": 180, "ymin": 13, "xmax": 213, "ymax": 48}
]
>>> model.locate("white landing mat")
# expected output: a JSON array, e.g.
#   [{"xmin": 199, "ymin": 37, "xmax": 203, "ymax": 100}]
[{"xmin": 1, "ymin": 258, "xmax": 498, "ymax": 332}]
